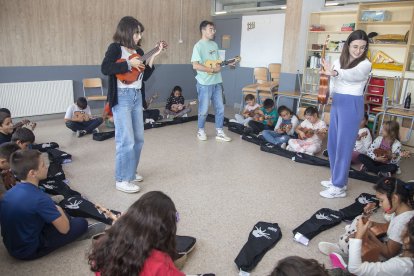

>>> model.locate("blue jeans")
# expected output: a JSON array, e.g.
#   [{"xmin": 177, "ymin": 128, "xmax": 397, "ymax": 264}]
[
  {"xmin": 112, "ymin": 88, "xmax": 144, "ymax": 182},
  {"xmin": 21, "ymin": 217, "xmax": 88, "ymax": 260},
  {"xmin": 262, "ymin": 130, "xmax": 291, "ymax": 145},
  {"xmin": 196, "ymin": 82, "xmax": 224, "ymax": 129},
  {"xmin": 65, "ymin": 118, "xmax": 103, "ymax": 133}
]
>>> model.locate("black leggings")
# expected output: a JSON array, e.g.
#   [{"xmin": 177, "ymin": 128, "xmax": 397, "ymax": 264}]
[{"xmin": 358, "ymin": 154, "xmax": 398, "ymax": 174}]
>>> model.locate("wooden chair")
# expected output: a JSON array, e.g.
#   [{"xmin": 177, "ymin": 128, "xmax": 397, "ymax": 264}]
[
  {"xmin": 257, "ymin": 63, "xmax": 281, "ymax": 103},
  {"xmin": 240, "ymin": 67, "xmax": 268, "ymax": 112},
  {"xmin": 82, "ymin": 78, "xmax": 106, "ymax": 102}
]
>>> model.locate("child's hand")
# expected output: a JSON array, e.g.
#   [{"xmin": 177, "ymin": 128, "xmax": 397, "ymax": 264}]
[
  {"xmin": 355, "ymin": 217, "xmax": 372, "ymax": 239},
  {"xmin": 375, "ymin": 156, "xmax": 388, "ymax": 163},
  {"xmin": 285, "ymin": 125, "xmax": 292, "ymax": 131},
  {"xmin": 130, "ymin": 57, "xmax": 144, "ymax": 70},
  {"xmin": 299, "ymin": 131, "xmax": 307, "ymax": 140}
]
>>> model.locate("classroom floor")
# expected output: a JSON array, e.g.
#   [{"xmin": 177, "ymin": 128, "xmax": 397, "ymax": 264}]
[{"xmin": 1, "ymin": 108, "xmax": 414, "ymax": 276}]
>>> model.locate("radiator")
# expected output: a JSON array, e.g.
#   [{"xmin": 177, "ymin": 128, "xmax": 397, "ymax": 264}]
[{"xmin": 0, "ymin": 80, "xmax": 74, "ymax": 118}]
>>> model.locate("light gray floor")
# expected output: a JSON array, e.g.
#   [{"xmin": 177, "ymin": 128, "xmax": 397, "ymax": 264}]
[{"xmin": 1, "ymin": 111, "xmax": 413, "ymax": 276}]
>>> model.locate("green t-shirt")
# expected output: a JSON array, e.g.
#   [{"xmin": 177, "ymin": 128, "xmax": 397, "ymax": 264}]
[
  {"xmin": 261, "ymin": 107, "xmax": 278, "ymax": 127},
  {"xmin": 191, "ymin": 39, "xmax": 223, "ymax": 85}
]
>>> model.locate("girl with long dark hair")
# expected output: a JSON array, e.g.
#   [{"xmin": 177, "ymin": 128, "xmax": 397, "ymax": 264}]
[{"xmin": 89, "ymin": 191, "xmax": 183, "ymax": 276}]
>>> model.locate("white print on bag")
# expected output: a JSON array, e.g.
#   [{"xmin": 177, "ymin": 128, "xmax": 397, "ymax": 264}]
[
  {"xmin": 42, "ymin": 184, "xmax": 57, "ymax": 190},
  {"xmin": 358, "ymin": 196, "xmax": 374, "ymax": 204},
  {"xmin": 65, "ymin": 199, "xmax": 83, "ymax": 209},
  {"xmin": 267, "ymin": 227, "xmax": 278, "ymax": 233},
  {"xmin": 252, "ymin": 226, "xmax": 272, "ymax": 239},
  {"xmin": 316, "ymin": 212, "xmax": 332, "ymax": 221}
]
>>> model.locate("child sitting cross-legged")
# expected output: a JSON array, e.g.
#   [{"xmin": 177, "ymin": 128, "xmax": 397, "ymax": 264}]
[
  {"xmin": 164, "ymin": 86, "xmax": 192, "ymax": 118},
  {"xmin": 64, "ymin": 97, "xmax": 103, "ymax": 137},
  {"xmin": 286, "ymin": 106, "xmax": 327, "ymax": 155},
  {"xmin": 262, "ymin": 105, "xmax": 299, "ymax": 147},
  {"xmin": 0, "ymin": 149, "xmax": 89, "ymax": 260},
  {"xmin": 245, "ymin": 98, "xmax": 278, "ymax": 134},
  {"xmin": 230, "ymin": 94, "xmax": 260, "ymax": 126},
  {"xmin": 358, "ymin": 120, "xmax": 402, "ymax": 177}
]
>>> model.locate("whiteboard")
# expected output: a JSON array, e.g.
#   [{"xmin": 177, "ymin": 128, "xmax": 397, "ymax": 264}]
[{"xmin": 240, "ymin": 14, "xmax": 285, "ymax": 68}]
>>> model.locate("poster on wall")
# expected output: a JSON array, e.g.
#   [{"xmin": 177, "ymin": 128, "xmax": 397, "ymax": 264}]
[{"xmin": 240, "ymin": 13, "xmax": 285, "ymax": 68}]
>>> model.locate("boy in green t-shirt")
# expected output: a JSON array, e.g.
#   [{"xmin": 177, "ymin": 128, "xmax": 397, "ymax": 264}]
[{"xmin": 246, "ymin": 99, "xmax": 278, "ymax": 134}]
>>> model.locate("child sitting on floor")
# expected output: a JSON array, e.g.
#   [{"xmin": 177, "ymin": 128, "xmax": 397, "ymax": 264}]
[
  {"xmin": 262, "ymin": 105, "xmax": 299, "ymax": 147},
  {"xmin": 319, "ymin": 177, "xmax": 414, "ymax": 264},
  {"xmin": 164, "ymin": 86, "xmax": 192, "ymax": 118},
  {"xmin": 358, "ymin": 120, "xmax": 401, "ymax": 177},
  {"xmin": 0, "ymin": 111, "xmax": 14, "ymax": 145},
  {"xmin": 0, "ymin": 108, "xmax": 36, "ymax": 131},
  {"xmin": 246, "ymin": 98, "xmax": 278, "ymax": 134},
  {"xmin": 89, "ymin": 191, "xmax": 185, "ymax": 275},
  {"xmin": 0, "ymin": 149, "xmax": 89, "ymax": 260},
  {"xmin": 287, "ymin": 106, "xmax": 327, "ymax": 155},
  {"xmin": 0, "ymin": 142, "xmax": 20, "ymax": 197},
  {"xmin": 64, "ymin": 97, "xmax": 103, "ymax": 137},
  {"xmin": 352, "ymin": 113, "xmax": 372, "ymax": 165},
  {"xmin": 230, "ymin": 94, "xmax": 260, "ymax": 126}
]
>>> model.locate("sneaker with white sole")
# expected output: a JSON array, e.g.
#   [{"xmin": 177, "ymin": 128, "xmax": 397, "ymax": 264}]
[
  {"xmin": 92, "ymin": 128, "xmax": 100, "ymax": 134},
  {"xmin": 318, "ymin": 242, "xmax": 342, "ymax": 256},
  {"xmin": 320, "ymin": 186, "xmax": 346, "ymax": 198},
  {"xmin": 197, "ymin": 129, "xmax": 207, "ymax": 141},
  {"xmin": 216, "ymin": 130, "xmax": 231, "ymax": 142},
  {"xmin": 329, "ymin": 252, "xmax": 347, "ymax": 270},
  {"xmin": 320, "ymin": 180, "xmax": 347, "ymax": 191},
  {"xmin": 116, "ymin": 181, "xmax": 140, "ymax": 193},
  {"xmin": 134, "ymin": 174, "xmax": 144, "ymax": 182},
  {"xmin": 76, "ymin": 130, "xmax": 87, "ymax": 137},
  {"xmin": 396, "ymin": 167, "xmax": 402, "ymax": 175}
]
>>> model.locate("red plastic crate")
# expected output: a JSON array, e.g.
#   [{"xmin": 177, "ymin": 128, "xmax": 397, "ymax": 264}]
[
  {"xmin": 370, "ymin": 77, "xmax": 385, "ymax": 86},
  {"xmin": 367, "ymin": 95, "xmax": 383, "ymax": 104},
  {"xmin": 368, "ymin": 86, "xmax": 384, "ymax": 95}
]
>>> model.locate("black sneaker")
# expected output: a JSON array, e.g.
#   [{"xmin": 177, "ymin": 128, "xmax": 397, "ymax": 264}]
[
  {"xmin": 323, "ymin": 149, "xmax": 329, "ymax": 157},
  {"xmin": 76, "ymin": 130, "xmax": 87, "ymax": 137}
]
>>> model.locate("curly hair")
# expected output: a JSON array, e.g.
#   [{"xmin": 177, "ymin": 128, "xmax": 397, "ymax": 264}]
[
  {"xmin": 270, "ymin": 256, "xmax": 328, "ymax": 276},
  {"xmin": 374, "ymin": 177, "xmax": 414, "ymax": 209},
  {"xmin": 88, "ymin": 191, "xmax": 177, "ymax": 276}
]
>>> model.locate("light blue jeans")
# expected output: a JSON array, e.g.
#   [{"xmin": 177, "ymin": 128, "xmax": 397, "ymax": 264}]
[
  {"xmin": 112, "ymin": 88, "xmax": 144, "ymax": 182},
  {"xmin": 196, "ymin": 82, "xmax": 224, "ymax": 129},
  {"xmin": 262, "ymin": 130, "xmax": 291, "ymax": 145}
]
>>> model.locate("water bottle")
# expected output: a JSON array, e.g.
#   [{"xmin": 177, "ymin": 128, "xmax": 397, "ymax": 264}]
[{"xmin": 404, "ymin": 93, "xmax": 411, "ymax": 109}]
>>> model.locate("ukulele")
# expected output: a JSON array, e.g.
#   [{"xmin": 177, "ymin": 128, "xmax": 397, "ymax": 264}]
[
  {"xmin": 13, "ymin": 119, "xmax": 36, "ymax": 130},
  {"xmin": 204, "ymin": 56, "xmax": 241, "ymax": 74},
  {"xmin": 116, "ymin": 41, "xmax": 168, "ymax": 84},
  {"xmin": 318, "ymin": 35, "xmax": 330, "ymax": 105}
]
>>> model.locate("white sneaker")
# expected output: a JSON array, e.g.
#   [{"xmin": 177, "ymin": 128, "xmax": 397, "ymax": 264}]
[
  {"xmin": 320, "ymin": 186, "xmax": 346, "ymax": 199},
  {"xmin": 280, "ymin": 143, "xmax": 287, "ymax": 149},
  {"xmin": 134, "ymin": 174, "xmax": 144, "ymax": 182},
  {"xmin": 216, "ymin": 130, "xmax": 232, "ymax": 142},
  {"xmin": 318, "ymin": 242, "xmax": 342, "ymax": 256},
  {"xmin": 396, "ymin": 167, "xmax": 402, "ymax": 175},
  {"xmin": 197, "ymin": 129, "xmax": 207, "ymax": 141},
  {"xmin": 321, "ymin": 180, "xmax": 347, "ymax": 191},
  {"xmin": 115, "ymin": 181, "xmax": 140, "ymax": 193}
]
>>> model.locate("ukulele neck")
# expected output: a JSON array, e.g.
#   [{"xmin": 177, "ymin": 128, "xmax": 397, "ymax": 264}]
[{"xmin": 139, "ymin": 46, "xmax": 159, "ymax": 62}]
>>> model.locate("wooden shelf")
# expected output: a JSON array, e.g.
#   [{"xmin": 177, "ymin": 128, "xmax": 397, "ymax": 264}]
[
  {"xmin": 370, "ymin": 43, "xmax": 407, "ymax": 47},
  {"xmin": 309, "ymin": 31, "xmax": 353, "ymax": 34},
  {"xmin": 307, "ymin": 49, "xmax": 341, "ymax": 53},
  {"xmin": 357, "ymin": 21, "xmax": 412, "ymax": 25}
]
